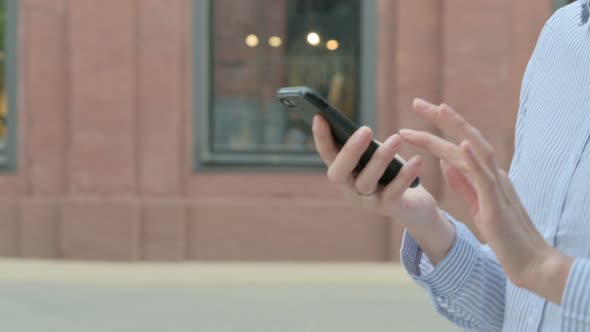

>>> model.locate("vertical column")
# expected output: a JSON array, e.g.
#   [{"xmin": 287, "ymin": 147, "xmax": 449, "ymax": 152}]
[
  {"xmin": 137, "ymin": 0, "xmax": 184, "ymax": 197},
  {"xmin": 24, "ymin": 0, "xmax": 68, "ymax": 195},
  {"xmin": 136, "ymin": 0, "xmax": 187, "ymax": 260},
  {"xmin": 62, "ymin": 0, "xmax": 140, "ymax": 260},
  {"xmin": 67, "ymin": 0, "xmax": 137, "ymax": 195},
  {"xmin": 18, "ymin": 0, "xmax": 67, "ymax": 258}
]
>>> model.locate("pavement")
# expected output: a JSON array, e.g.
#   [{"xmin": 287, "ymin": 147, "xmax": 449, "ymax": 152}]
[{"xmin": 0, "ymin": 261, "xmax": 459, "ymax": 332}]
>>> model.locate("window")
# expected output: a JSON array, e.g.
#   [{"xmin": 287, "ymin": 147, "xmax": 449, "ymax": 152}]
[
  {"xmin": 194, "ymin": 0, "xmax": 376, "ymax": 168},
  {"xmin": 0, "ymin": 0, "xmax": 17, "ymax": 170},
  {"xmin": 555, "ymin": 0, "xmax": 576, "ymax": 10}
]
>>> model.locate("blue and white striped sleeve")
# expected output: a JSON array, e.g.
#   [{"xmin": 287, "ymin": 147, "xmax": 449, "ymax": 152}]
[
  {"xmin": 400, "ymin": 213, "xmax": 506, "ymax": 331},
  {"xmin": 562, "ymin": 258, "xmax": 590, "ymax": 331}
]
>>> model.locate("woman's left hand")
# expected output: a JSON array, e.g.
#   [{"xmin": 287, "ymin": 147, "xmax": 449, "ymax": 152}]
[{"xmin": 400, "ymin": 98, "xmax": 573, "ymax": 304}]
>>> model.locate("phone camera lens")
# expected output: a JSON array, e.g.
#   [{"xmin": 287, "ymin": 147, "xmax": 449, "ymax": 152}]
[{"xmin": 280, "ymin": 98, "xmax": 298, "ymax": 108}]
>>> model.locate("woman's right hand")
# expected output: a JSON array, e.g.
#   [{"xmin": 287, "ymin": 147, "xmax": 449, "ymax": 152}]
[{"xmin": 312, "ymin": 114, "xmax": 455, "ymax": 263}]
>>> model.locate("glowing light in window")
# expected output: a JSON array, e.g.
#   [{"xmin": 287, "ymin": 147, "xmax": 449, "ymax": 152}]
[
  {"xmin": 245, "ymin": 34, "xmax": 259, "ymax": 47},
  {"xmin": 306, "ymin": 32, "xmax": 321, "ymax": 46},
  {"xmin": 269, "ymin": 36, "xmax": 282, "ymax": 48},
  {"xmin": 326, "ymin": 39, "xmax": 339, "ymax": 51}
]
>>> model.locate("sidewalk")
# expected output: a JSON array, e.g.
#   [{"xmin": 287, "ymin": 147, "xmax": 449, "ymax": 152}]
[{"xmin": 0, "ymin": 260, "xmax": 459, "ymax": 332}]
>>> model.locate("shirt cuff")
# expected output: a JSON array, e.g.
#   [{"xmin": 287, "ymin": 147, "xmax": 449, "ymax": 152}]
[
  {"xmin": 400, "ymin": 213, "xmax": 481, "ymax": 298},
  {"xmin": 562, "ymin": 258, "xmax": 590, "ymax": 331}
]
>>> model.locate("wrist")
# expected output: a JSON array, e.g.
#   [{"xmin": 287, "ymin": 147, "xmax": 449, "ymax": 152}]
[
  {"xmin": 523, "ymin": 246, "xmax": 573, "ymax": 304},
  {"xmin": 405, "ymin": 209, "xmax": 455, "ymax": 265}
]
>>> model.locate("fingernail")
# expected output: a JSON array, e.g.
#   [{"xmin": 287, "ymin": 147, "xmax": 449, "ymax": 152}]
[
  {"xmin": 358, "ymin": 126, "xmax": 372, "ymax": 141},
  {"xmin": 409, "ymin": 155, "xmax": 423, "ymax": 167},
  {"xmin": 399, "ymin": 128, "xmax": 415, "ymax": 137},
  {"xmin": 413, "ymin": 98, "xmax": 434, "ymax": 110},
  {"xmin": 384, "ymin": 134, "xmax": 401, "ymax": 148}
]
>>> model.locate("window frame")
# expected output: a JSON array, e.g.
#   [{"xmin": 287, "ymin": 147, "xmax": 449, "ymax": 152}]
[
  {"xmin": 193, "ymin": 0, "xmax": 377, "ymax": 171},
  {"xmin": 0, "ymin": 0, "xmax": 18, "ymax": 171}
]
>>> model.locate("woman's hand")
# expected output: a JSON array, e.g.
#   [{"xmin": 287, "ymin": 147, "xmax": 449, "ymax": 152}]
[
  {"xmin": 400, "ymin": 98, "xmax": 573, "ymax": 304},
  {"xmin": 312, "ymin": 115, "xmax": 455, "ymax": 264}
]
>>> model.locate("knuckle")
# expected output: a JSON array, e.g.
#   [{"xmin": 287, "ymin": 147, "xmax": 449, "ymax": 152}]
[
  {"xmin": 326, "ymin": 167, "xmax": 342, "ymax": 185},
  {"xmin": 441, "ymin": 103, "xmax": 456, "ymax": 118},
  {"xmin": 434, "ymin": 108, "xmax": 446, "ymax": 123}
]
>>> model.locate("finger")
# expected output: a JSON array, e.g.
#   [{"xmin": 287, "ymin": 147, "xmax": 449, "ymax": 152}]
[
  {"xmin": 461, "ymin": 141, "xmax": 500, "ymax": 210},
  {"xmin": 497, "ymin": 169, "xmax": 539, "ymax": 234},
  {"xmin": 497, "ymin": 169, "xmax": 521, "ymax": 205},
  {"xmin": 312, "ymin": 115, "xmax": 339, "ymax": 166},
  {"xmin": 354, "ymin": 134, "xmax": 402, "ymax": 195},
  {"xmin": 440, "ymin": 159, "xmax": 479, "ymax": 214},
  {"xmin": 441, "ymin": 159, "xmax": 476, "ymax": 199},
  {"xmin": 413, "ymin": 99, "xmax": 498, "ymax": 171},
  {"xmin": 381, "ymin": 155, "xmax": 423, "ymax": 203},
  {"xmin": 413, "ymin": 99, "xmax": 477, "ymax": 143},
  {"xmin": 327, "ymin": 126, "xmax": 373, "ymax": 188},
  {"xmin": 399, "ymin": 129, "xmax": 465, "ymax": 168}
]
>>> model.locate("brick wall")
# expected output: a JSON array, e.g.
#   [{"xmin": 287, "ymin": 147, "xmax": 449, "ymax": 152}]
[{"xmin": 0, "ymin": 0, "xmax": 552, "ymax": 261}]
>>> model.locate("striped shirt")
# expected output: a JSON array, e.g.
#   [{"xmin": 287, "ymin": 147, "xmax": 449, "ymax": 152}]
[{"xmin": 401, "ymin": 2, "xmax": 590, "ymax": 332}]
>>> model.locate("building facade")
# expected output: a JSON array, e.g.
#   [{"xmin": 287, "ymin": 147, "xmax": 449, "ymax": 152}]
[{"xmin": 0, "ymin": 0, "xmax": 564, "ymax": 260}]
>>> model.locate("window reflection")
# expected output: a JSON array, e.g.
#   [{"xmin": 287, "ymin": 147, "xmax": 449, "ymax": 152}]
[{"xmin": 211, "ymin": 0, "xmax": 361, "ymax": 158}]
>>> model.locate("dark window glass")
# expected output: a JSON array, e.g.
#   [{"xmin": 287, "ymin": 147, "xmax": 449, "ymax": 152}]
[
  {"xmin": 209, "ymin": 0, "xmax": 361, "ymax": 161},
  {"xmin": 0, "ymin": 0, "xmax": 7, "ymax": 145},
  {"xmin": 556, "ymin": 0, "xmax": 577, "ymax": 9}
]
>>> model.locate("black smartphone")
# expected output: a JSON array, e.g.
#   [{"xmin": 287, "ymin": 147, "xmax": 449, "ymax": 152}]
[{"xmin": 277, "ymin": 86, "xmax": 420, "ymax": 188}]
